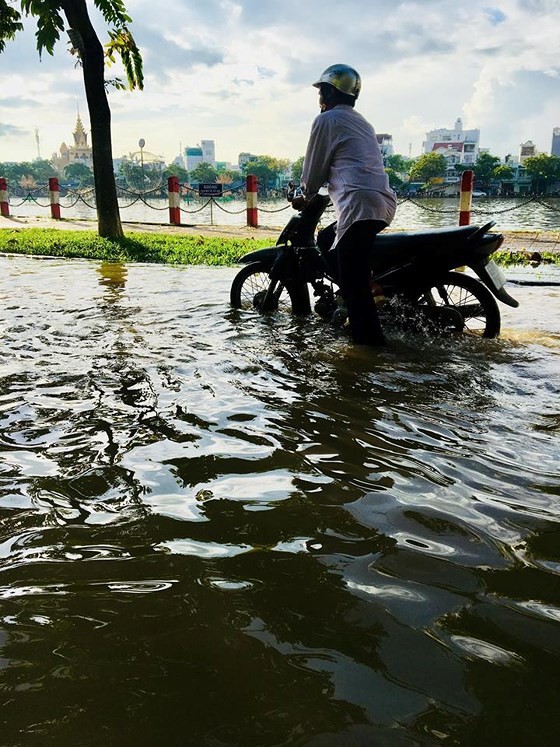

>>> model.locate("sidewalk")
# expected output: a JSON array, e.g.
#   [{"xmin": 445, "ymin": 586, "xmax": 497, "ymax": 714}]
[
  {"xmin": 1, "ymin": 214, "xmax": 559, "ymax": 254},
  {"xmin": 0, "ymin": 214, "xmax": 280, "ymax": 241},
  {"xmin": 494, "ymin": 230, "xmax": 560, "ymax": 255}
]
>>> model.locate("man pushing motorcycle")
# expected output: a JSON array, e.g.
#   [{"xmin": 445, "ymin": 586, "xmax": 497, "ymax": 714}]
[
  {"xmin": 292, "ymin": 64, "xmax": 397, "ymax": 345},
  {"xmin": 232, "ymin": 67, "xmax": 516, "ymax": 338}
]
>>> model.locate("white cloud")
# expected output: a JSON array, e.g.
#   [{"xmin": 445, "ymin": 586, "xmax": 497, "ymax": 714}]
[{"xmin": 1, "ymin": 0, "xmax": 559, "ymax": 165}]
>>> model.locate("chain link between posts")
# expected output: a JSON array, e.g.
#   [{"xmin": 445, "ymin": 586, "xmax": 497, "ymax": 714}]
[
  {"xmin": 397, "ymin": 194, "xmax": 560, "ymax": 215},
  {"xmin": 3, "ymin": 180, "xmax": 560, "ymax": 221}
]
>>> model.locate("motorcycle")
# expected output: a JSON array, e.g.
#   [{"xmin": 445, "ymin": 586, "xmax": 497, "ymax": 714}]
[{"xmin": 230, "ymin": 188, "xmax": 519, "ymax": 339}]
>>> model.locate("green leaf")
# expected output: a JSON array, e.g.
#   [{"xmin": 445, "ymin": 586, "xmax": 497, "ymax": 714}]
[
  {"xmin": 0, "ymin": 1, "xmax": 24, "ymax": 51},
  {"xmin": 36, "ymin": 9, "xmax": 65, "ymax": 55},
  {"xmin": 93, "ymin": 0, "xmax": 132, "ymax": 26},
  {"xmin": 104, "ymin": 26, "xmax": 143, "ymax": 90}
]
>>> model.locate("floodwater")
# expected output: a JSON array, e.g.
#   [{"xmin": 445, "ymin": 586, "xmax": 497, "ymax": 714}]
[
  {"xmin": 1, "ymin": 256, "xmax": 560, "ymax": 746},
  {"xmin": 9, "ymin": 195, "xmax": 560, "ymax": 231}
]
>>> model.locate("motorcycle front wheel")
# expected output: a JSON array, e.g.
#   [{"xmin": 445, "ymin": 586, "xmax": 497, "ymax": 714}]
[
  {"xmin": 230, "ymin": 262, "xmax": 282, "ymax": 310},
  {"xmin": 420, "ymin": 271, "xmax": 501, "ymax": 338},
  {"xmin": 230, "ymin": 262, "xmax": 311, "ymax": 314}
]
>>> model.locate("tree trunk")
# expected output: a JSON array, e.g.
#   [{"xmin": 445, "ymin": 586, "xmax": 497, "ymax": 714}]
[{"xmin": 61, "ymin": 0, "xmax": 123, "ymax": 239}]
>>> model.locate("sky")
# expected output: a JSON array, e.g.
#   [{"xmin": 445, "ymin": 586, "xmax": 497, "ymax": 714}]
[{"xmin": 1, "ymin": 0, "xmax": 560, "ymax": 167}]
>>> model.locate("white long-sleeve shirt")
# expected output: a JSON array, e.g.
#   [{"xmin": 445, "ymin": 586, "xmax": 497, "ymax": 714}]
[{"xmin": 301, "ymin": 104, "xmax": 397, "ymax": 245}]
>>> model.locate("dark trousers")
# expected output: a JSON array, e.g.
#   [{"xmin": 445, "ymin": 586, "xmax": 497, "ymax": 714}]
[{"xmin": 327, "ymin": 220, "xmax": 386, "ymax": 345}]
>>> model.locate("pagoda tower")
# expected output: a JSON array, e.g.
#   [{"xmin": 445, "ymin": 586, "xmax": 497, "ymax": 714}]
[
  {"xmin": 70, "ymin": 114, "xmax": 91, "ymax": 158},
  {"xmin": 51, "ymin": 113, "xmax": 94, "ymax": 174}
]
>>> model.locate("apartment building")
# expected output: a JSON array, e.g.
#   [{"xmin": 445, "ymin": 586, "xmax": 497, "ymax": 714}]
[{"xmin": 423, "ymin": 118, "xmax": 480, "ymax": 167}]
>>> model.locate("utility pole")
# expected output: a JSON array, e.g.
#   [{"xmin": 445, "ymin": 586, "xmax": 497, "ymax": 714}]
[
  {"xmin": 139, "ymin": 138, "xmax": 145, "ymax": 191},
  {"xmin": 34, "ymin": 127, "xmax": 41, "ymax": 160}
]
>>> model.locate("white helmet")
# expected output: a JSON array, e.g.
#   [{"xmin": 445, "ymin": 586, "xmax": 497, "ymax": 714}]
[{"xmin": 313, "ymin": 64, "xmax": 361, "ymax": 99}]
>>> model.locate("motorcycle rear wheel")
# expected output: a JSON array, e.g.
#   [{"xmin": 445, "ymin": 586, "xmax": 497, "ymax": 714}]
[
  {"xmin": 421, "ymin": 271, "xmax": 501, "ymax": 338},
  {"xmin": 230, "ymin": 262, "xmax": 311, "ymax": 313}
]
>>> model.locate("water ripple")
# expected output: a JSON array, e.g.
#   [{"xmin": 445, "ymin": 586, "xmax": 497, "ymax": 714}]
[{"xmin": 1, "ymin": 256, "xmax": 559, "ymax": 744}]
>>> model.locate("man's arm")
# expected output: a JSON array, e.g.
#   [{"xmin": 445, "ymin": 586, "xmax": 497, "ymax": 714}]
[{"xmin": 301, "ymin": 115, "xmax": 331, "ymax": 198}]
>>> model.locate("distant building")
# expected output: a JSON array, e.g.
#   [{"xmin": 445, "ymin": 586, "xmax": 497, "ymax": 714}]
[
  {"xmin": 185, "ymin": 145, "xmax": 203, "ymax": 171},
  {"xmin": 201, "ymin": 140, "xmax": 216, "ymax": 167},
  {"xmin": 184, "ymin": 140, "xmax": 216, "ymax": 171},
  {"xmin": 238, "ymin": 152, "xmax": 258, "ymax": 169},
  {"xmin": 423, "ymin": 117, "xmax": 480, "ymax": 167},
  {"xmin": 519, "ymin": 140, "xmax": 537, "ymax": 163},
  {"xmin": 216, "ymin": 161, "xmax": 241, "ymax": 173},
  {"xmin": 551, "ymin": 128, "xmax": 560, "ymax": 157},
  {"xmin": 376, "ymin": 133, "xmax": 394, "ymax": 163},
  {"xmin": 51, "ymin": 114, "xmax": 93, "ymax": 175}
]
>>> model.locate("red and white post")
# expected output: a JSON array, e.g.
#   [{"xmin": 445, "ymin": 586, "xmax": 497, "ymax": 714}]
[
  {"xmin": 459, "ymin": 170, "xmax": 473, "ymax": 225},
  {"xmin": 246, "ymin": 174, "xmax": 258, "ymax": 228},
  {"xmin": 168, "ymin": 175, "xmax": 181, "ymax": 226},
  {"xmin": 0, "ymin": 178, "xmax": 9, "ymax": 217},
  {"xmin": 49, "ymin": 177, "xmax": 61, "ymax": 219}
]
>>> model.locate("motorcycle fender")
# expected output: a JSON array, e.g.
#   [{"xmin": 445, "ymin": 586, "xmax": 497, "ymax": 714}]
[
  {"xmin": 472, "ymin": 260, "xmax": 520, "ymax": 308},
  {"xmin": 238, "ymin": 245, "xmax": 283, "ymax": 266}
]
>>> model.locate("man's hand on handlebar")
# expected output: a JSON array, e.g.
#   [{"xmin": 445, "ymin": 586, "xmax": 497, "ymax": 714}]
[
  {"xmin": 286, "ymin": 181, "xmax": 307, "ymax": 210},
  {"xmin": 291, "ymin": 195, "xmax": 307, "ymax": 211}
]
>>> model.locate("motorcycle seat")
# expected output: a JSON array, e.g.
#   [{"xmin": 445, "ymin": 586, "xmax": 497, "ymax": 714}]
[{"xmin": 375, "ymin": 224, "xmax": 482, "ymax": 250}]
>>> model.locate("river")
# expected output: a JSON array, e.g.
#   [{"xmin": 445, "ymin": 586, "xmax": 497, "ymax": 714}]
[
  {"xmin": 1, "ymin": 256, "xmax": 559, "ymax": 745},
  {"xmin": 8, "ymin": 195, "xmax": 560, "ymax": 231}
]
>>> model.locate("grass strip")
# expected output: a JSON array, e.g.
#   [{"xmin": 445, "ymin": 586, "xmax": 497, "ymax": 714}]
[
  {"xmin": 0, "ymin": 228, "xmax": 272, "ymax": 266},
  {"xmin": 1, "ymin": 227, "xmax": 559, "ymax": 267}
]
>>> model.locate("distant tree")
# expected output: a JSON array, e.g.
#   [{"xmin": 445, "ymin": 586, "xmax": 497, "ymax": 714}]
[
  {"xmin": 0, "ymin": 0, "xmax": 143, "ymax": 238},
  {"xmin": 523, "ymin": 154, "xmax": 560, "ymax": 193},
  {"xmin": 19, "ymin": 174, "xmax": 38, "ymax": 190},
  {"xmin": 493, "ymin": 164, "xmax": 514, "ymax": 179},
  {"xmin": 0, "ymin": 159, "xmax": 55, "ymax": 186},
  {"xmin": 190, "ymin": 162, "xmax": 218, "ymax": 184},
  {"xmin": 64, "ymin": 162, "xmax": 94, "ymax": 187},
  {"xmin": 0, "ymin": 162, "xmax": 26, "ymax": 185},
  {"xmin": 384, "ymin": 168, "xmax": 404, "ymax": 191},
  {"xmin": 215, "ymin": 173, "xmax": 233, "ymax": 185},
  {"xmin": 118, "ymin": 158, "xmax": 162, "ymax": 191},
  {"xmin": 31, "ymin": 159, "xmax": 57, "ymax": 183},
  {"xmin": 472, "ymin": 152, "xmax": 501, "ymax": 189},
  {"xmin": 386, "ymin": 154, "xmax": 413, "ymax": 176},
  {"xmin": 291, "ymin": 156, "xmax": 304, "ymax": 182},
  {"xmin": 408, "ymin": 153, "xmax": 446, "ymax": 184},
  {"xmin": 243, "ymin": 155, "xmax": 290, "ymax": 193},
  {"xmin": 493, "ymin": 164, "xmax": 514, "ymax": 181},
  {"xmin": 164, "ymin": 163, "xmax": 190, "ymax": 185},
  {"xmin": 216, "ymin": 169, "xmax": 240, "ymax": 183},
  {"xmin": 0, "ymin": 163, "xmax": 12, "ymax": 182},
  {"xmin": 118, "ymin": 159, "xmax": 141, "ymax": 189}
]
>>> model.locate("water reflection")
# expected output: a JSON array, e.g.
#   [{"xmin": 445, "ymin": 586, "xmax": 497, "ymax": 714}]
[
  {"xmin": 0, "ymin": 257, "xmax": 559, "ymax": 744},
  {"xmin": 96, "ymin": 261, "xmax": 128, "ymax": 295}
]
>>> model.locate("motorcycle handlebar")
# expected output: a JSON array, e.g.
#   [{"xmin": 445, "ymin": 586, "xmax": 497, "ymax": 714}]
[{"xmin": 286, "ymin": 181, "xmax": 302, "ymax": 202}]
